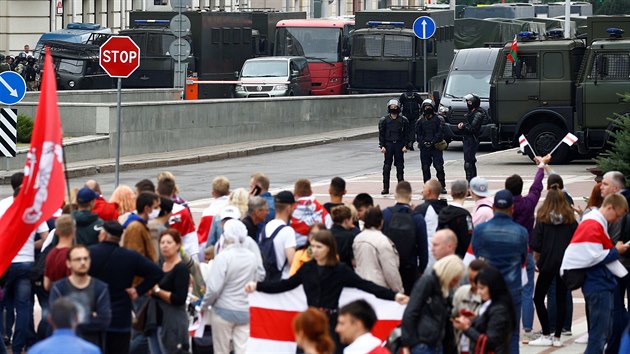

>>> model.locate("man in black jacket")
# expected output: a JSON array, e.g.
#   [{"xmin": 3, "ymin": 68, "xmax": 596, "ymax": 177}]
[
  {"xmin": 438, "ymin": 179, "xmax": 473, "ymax": 258},
  {"xmin": 89, "ymin": 221, "xmax": 163, "ymax": 354},
  {"xmin": 417, "ymin": 99, "xmax": 446, "ymax": 193},
  {"xmin": 399, "ymin": 84, "xmax": 423, "ymax": 150},
  {"xmin": 378, "ymin": 99, "xmax": 411, "ymax": 195},
  {"xmin": 458, "ymin": 93, "xmax": 485, "ymax": 182}
]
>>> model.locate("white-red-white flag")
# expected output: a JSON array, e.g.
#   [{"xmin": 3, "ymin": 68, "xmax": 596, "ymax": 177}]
[
  {"xmin": 561, "ymin": 132, "xmax": 578, "ymax": 146},
  {"xmin": 0, "ymin": 47, "xmax": 65, "ymax": 276},
  {"xmin": 518, "ymin": 134, "xmax": 530, "ymax": 153}
]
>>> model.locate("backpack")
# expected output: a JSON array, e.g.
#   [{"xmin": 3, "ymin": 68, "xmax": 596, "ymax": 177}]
[
  {"xmin": 259, "ymin": 224, "xmax": 288, "ymax": 282},
  {"xmin": 30, "ymin": 233, "xmax": 59, "ymax": 285},
  {"xmin": 383, "ymin": 207, "xmax": 417, "ymax": 269},
  {"xmin": 437, "ymin": 206, "xmax": 473, "ymax": 258}
]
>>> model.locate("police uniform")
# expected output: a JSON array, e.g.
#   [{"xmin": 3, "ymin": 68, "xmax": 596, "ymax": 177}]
[
  {"xmin": 399, "ymin": 87, "xmax": 423, "ymax": 150},
  {"xmin": 416, "ymin": 99, "xmax": 446, "ymax": 191},
  {"xmin": 459, "ymin": 94, "xmax": 485, "ymax": 181},
  {"xmin": 378, "ymin": 99, "xmax": 411, "ymax": 194}
]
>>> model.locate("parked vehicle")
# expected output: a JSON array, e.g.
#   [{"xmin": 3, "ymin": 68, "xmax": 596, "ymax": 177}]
[
  {"xmin": 34, "ymin": 23, "xmax": 112, "ymax": 59},
  {"xmin": 235, "ymin": 56, "xmax": 311, "ymax": 98}
]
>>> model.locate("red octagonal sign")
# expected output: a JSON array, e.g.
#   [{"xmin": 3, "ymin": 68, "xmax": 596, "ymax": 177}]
[{"xmin": 99, "ymin": 36, "xmax": 140, "ymax": 78}]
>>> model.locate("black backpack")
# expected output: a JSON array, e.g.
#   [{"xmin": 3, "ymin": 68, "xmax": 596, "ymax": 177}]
[
  {"xmin": 383, "ymin": 207, "xmax": 417, "ymax": 269},
  {"xmin": 437, "ymin": 206, "xmax": 473, "ymax": 258},
  {"xmin": 259, "ymin": 224, "xmax": 288, "ymax": 282},
  {"xmin": 30, "ymin": 233, "xmax": 58, "ymax": 285}
]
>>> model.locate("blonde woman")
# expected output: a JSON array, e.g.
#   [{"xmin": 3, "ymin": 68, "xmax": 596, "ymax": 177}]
[
  {"xmin": 206, "ymin": 188, "xmax": 249, "ymax": 249},
  {"xmin": 401, "ymin": 255, "xmax": 465, "ymax": 354}
]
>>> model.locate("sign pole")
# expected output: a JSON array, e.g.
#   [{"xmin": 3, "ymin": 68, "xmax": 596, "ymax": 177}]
[
  {"xmin": 412, "ymin": 16, "xmax": 436, "ymax": 94},
  {"xmin": 115, "ymin": 77, "xmax": 122, "ymax": 188},
  {"xmin": 423, "ymin": 40, "xmax": 427, "ymax": 92}
]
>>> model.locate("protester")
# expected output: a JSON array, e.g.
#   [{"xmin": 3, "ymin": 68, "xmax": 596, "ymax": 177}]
[
  {"xmin": 86, "ymin": 180, "xmax": 120, "ymax": 222},
  {"xmin": 352, "ymin": 193, "xmax": 374, "ymax": 225},
  {"xmin": 135, "ymin": 179, "xmax": 155, "ymax": 194},
  {"xmin": 197, "ymin": 176, "xmax": 231, "ymax": 252},
  {"xmin": 336, "ymin": 300, "xmax": 390, "ymax": 353},
  {"xmin": 49, "ymin": 245, "xmax": 111, "ymax": 349},
  {"xmin": 438, "ymin": 179, "xmax": 473, "ymax": 258},
  {"xmin": 430, "ymin": 229, "xmax": 457, "ymax": 263},
  {"xmin": 249, "ymin": 172, "xmax": 275, "ymax": 222},
  {"xmin": 401, "ymin": 255, "xmax": 465, "ymax": 354},
  {"xmin": 529, "ymin": 187, "xmax": 577, "ymax": 347},
  {"xmin": 452, "ymin": 259, "xmax": 488, "ymax": 354},
  {"xmin": 43, "ymin": 215, "xmax": 75, "ymax": 291},
  {"xmin": 330, "ymin": 205, "xmax": 359, "ymax": 268},
  {"xmin": 156, "ymin": 171, "xmax": 188, "ymax": 207},
  {"xmin": 293, "ymin": 308, "xmax": 335, "ymax": 354},
  {"xmin": 290, "ymin": 223, "xmax": 326, "ymax": 276},
  {"xmin": 109, "ymin": 185, "xmax": 136, "ymax": 225},
  {"xmin": 324, "ymin": 177, "xmax": 347, "ymax": 213},
  {"xmin": 147, "ymin": 197, "xmax": 174, "ymax": 255},
  {"xmin": 122, "ymin": 192, "xmax": 160, "ymax": 265},
  {"xmin": 469, "ymin": 177, "xmax": 494, "ymax": 226},
  {"xmin": 74, "ymin": 187, "xmax": 104, "ymax": 246},
  {"xmin": 207, "ymin": 188, "xmax": 249, "ymax": 249},
  {"xmin": 580, "ymin": 182, "xmax": 603, "ymax": 218},
  {"xmin": 414, "ymin": 179, "xmax": 448, "ymax": 267},
  {"xmin": 242, "ymin": 196, "xmax": 269, "ymax": 241},
  {"xmin": 260, "ymin": 191, "xmax": 298, "ymax": 280},
  {"xmin": 27, "ymin": 298, "xmax": 101, "ymax": 354},
  {"xmin": 292, "ymin": 178, "xmax": 332, "ymax": 247},
  {"xmin": 157, "ymin": 176, "xmax": 198, "ymax": 259},
  {"xmin": 453, "ymin": 266, "xmax": 516, "ymax": 354},
  {"xmin": 353, "ymin": 207, "xmax": 404, "ymax": 293}
]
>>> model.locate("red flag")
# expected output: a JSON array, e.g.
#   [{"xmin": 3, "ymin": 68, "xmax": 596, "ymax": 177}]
[
  {"xmin": 0, "ymin": 47, "xmax": 65, "ymax": 276},
  {"xmin": 507, "ymin": 35, "xmax": 518, "ymax": 63}
]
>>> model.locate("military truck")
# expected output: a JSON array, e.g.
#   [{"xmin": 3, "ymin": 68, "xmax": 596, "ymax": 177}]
[
  {"xmin": 348, "ymin": 7, "xmax": 455, "ymax": 94},
  {"xmin": 490, "ymin": 16, "xmax": 630, "ymax": 163}
]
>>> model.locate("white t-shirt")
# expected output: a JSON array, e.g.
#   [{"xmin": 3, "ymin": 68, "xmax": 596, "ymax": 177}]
[
  {"xmin": 0, "ymin": 196, "xmax": 50, "ymax": 263},
  {"xmin": 263, "ymin": 219, "xmax": 297, "ymax": 279}
]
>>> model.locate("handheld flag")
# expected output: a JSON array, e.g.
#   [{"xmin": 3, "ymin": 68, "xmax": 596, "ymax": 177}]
[
  {"xmin": 549, "ymin": 132, "xmax": 579, "ymax": 156},
  {"xmin": 0, "ymin": 47, "xmax": 65, "ymax": 276},
  {"xmin": 507, "ymin": 35, "xmax": 518, "ymax": 63},
  {"xmin": 518, "ymin": 134, "xmax": 529, "ymax": 153}
]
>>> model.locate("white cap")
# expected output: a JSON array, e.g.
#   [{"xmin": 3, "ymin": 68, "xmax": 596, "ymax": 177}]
[{"xmin": 220, "ymin": 205, "xmax": 241, "ymax": 221}]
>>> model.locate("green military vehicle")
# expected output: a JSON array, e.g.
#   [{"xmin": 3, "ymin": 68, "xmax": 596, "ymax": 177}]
[{"xmin": 490, "ymin": 16, "xmax": 630, "ymax": 163}]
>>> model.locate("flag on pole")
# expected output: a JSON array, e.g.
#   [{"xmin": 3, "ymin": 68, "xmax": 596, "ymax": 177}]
[
  {"xmin": 507, "ymin": 35, "xmax": 518, "ymax": 63},
  {"xmin": 561, "ymin": 132, "xmax": 578, "ymax": 146},
  {"xmin": 518, "ymin": 134, "xmax": 530, "ymax": 153},
  {"xmin": 0, "ymin": 47, "xmax": 65, "ymax": 276}
]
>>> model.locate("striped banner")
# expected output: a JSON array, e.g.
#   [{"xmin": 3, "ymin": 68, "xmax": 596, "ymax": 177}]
[{"xmin": 0, "ymin": 108, "xmax": 17, "ymax": 157}]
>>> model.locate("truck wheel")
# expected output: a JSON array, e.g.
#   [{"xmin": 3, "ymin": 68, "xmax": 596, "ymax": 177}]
[{"xmin": 526, "ymin": 123, "xmax": 571, "ymax": 164}]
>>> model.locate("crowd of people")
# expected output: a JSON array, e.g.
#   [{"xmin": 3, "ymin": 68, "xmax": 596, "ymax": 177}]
[
  {"xmin": 1, "ymin": 153, "xmax": 630, "ymax": 354},
  {"xmin": 0, "ymin": 45, "xmax": 40, "ymax": 91}
]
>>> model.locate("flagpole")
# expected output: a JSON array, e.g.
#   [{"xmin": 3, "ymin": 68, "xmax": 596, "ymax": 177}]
[
  {"xmin": 548, "ymin": 140, "xmax": 564, "ymax": 156},
  {"xmin": 62, "ymin": 145, "xmax": 73, "ymax": 212}
]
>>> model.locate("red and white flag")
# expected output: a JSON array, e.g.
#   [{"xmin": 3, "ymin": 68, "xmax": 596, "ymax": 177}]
[
  {"xmin": 247, "ymin": 286, "xmax": 404, "ymax": 353},
  {"xmin": 169, "ymin": 203, "xmax": 198, "ymax": 259},
  {"xmin": 561, "ymin": 132, "xmax": 578, "ymax": 147},
  {"xmin": 0, "ymin": 47, "xmax": 65, "ymax": 276},
  {"xmin": 518, "ymin": 134, "xmax": 530, "ymax": 153}
]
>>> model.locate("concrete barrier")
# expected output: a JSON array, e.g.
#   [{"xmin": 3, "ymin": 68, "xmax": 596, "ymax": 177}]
[{"xmin": 20, "ymin": 88, "xmax": 182, "ymax": 103}]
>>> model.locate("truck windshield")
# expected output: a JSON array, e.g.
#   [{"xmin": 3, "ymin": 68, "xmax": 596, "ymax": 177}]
[
  {"xmin": 241, "ymin": 61, "xmax": 288, "ymax": 78},
  {"xmin": 55, "ymin": 58, "xmax": 84, "ymax": 74},
  {"xmin": 444, "ymin": 71, "xmax": 491, "ymax": 99},
  {"xmin": 275, "ymin": 27, "xmax": 342, "ymax": 62},
  {"xmin": 352, "ymin": 34, "xmax": 414, "ymax": 58}
]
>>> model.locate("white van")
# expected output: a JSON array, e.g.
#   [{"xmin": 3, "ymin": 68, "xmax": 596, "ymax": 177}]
[{"xmin": 234, "ymin": 56, "xmax": 312, "ymax": 98}]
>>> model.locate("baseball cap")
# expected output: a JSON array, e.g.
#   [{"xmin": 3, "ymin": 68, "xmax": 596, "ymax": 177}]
[
  {"xmin": 494, "ymin": 189, "xmax": 513, "ymax": 209},
  {"xmin": 95, "ymin": 220, "xmax": 124, "ymax": 238},
  {"xmin": 470, "ymin": 177, "xmax": 490, "ymax": 197},
  {"xmin": 77, "ymin": 187, "xmax": 98, "ymax": 204},
  {"xmin": 275, "ymin": 191, "xmax": 295, "ymax": 204},
  {"xmin": 220, "ymin": 205, "xmax": 241, "ymax": 221}
]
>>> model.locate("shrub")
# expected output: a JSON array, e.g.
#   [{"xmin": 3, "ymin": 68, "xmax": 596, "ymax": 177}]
[
  {"xmin": 596, "ymin": 93, "xmax": 630, "ymax": 179},
  {"xmin": 17, "ymin": 114, "xmax": 34, "ymax": 144}
]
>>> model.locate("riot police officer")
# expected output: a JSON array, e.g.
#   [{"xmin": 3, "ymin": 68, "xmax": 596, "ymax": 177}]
[
  {"xmin": 378, "ymin": 99, "xmax": 410, "ymax": 194},
  {"xmin": 399, "ymin": 84, "xmax": 423, "ymax": 150},
  {"xmin": 458, "ymin": 93, "xmax": 485, "ymax": 181},
  {"xmin": 416, "ymin": 99, "xmax": 446, "ymax": 193}
]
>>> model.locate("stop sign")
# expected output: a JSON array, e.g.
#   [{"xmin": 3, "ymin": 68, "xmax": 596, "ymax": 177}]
[{"xmin": 99, "ymin": 36, "xmax": 141, "ymax": 78}]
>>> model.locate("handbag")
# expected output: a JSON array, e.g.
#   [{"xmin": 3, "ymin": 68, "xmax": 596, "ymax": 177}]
[
  {"xmin": 434, "ymin": 139, "xmax": 448, "ymax": 151},
  {"xmin": 474, "ymin": 334, "xmax": 494, "ymax": 354},
  {"xmin": 132, "ymin": 299, "xmax": 150, "ymax": 332}
]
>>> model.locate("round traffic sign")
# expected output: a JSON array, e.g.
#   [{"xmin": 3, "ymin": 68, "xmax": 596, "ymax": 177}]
[
  {"xmin": 0, "ymin": 71, "xmax": 27, "ymax": 105},
  {"xmin": 169, "ymin": 38, "xmax": 191, "ymax": 61},
  {"xmin": 413, "ymin": 16, "xmax": 437, "ymax": 40},
  {"xmin": 170, "ymin": 0, "xmax": 191, "ymax": 12},
  {"xmin": 99, "ymin": 36, "xmax": 141, "ymax": 78},
  {"xmin": 170, "ymin": 14, "xmax": 191, "ymax": 37}
]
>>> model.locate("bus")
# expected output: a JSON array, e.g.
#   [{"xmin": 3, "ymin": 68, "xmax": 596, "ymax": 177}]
[{"xmin": 274, "ymin": 18, "xmax": 354, "ymax": 95}]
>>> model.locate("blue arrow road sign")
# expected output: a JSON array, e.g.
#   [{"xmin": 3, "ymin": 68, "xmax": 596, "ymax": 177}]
[
  {"xmin": 413, "ymin": 16, "xmax": 436, "ymax": 40},
  {"xmin": 0, "ymin": 71, "xmax": 27, "ymax": 105}
]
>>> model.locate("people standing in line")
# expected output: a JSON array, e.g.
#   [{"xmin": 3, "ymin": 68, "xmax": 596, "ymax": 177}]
[
  {"xmin": 469, "ymin": 177, "xmax": 494, "ymax": 226},
  {"xmin": 528, "ymin": 187, "xmax": 577, "ymax": 347},
  {"xmin": 452, "ymin": 266, "xmax": 516, "ymax": 354},
  {"xmin": 88, "ymin": 221, "xmax": 163, "ymax": 354},
  {"xmin": 378, "ymin": 99, "xmax": 410, "ymax": 195},
  {"xmin": 353, "ymin": 207, "xmax": 404, "ymax": 293},
  {"xmin": 145, "ymin": 229, "xmax": 190, "ymax": 354},
  {"xmin": 27, "ymin": 298, "xmax": 101, "ymax": 354},
  {"xmin": 399, "ymin": 84, "xmax": 423, "ymax": 151},
  {"xmin": 293, "ymin": 308, "xmax": 335, "ymax": 354},
  {"xmin": 457, "ymin": 93, "xmax": 485, "ymax": 182},
  {"xmin": 246, "ymin": 230, "xmax": 408, "ymax": 354},
  {"xmin": 470, "ymin": 189, "xmax": 528, "ymax": 354},
  {"xmin": 336, "ymin": 300, "xmax": 391, "ymax": 354},
  {"xmin": 452, "ymin": 259, "xmax": 488, "ymax": 354},
  {"xmin": 324, "ymin": 177, "xmax": 347, "ymax": 213},
  {"xmin": 49, "ymin": 245, "xmax": 112, "ymax": 349},
  {"xmin": 401, "ymin": 255, "xmax": 465, "ymax": 354},
  {"xmin": 416, "ymin": 99, "xmax": 446, "ymax": 193}
]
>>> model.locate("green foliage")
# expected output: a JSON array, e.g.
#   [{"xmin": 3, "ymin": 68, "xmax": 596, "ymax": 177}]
[
  {"xmin": 596, "ymin": 93, "xmax": 630, "ymax": 179},
  {"xmin": 17, "ymin": 114, "xmax": 33, "ymax": 144},
  {"xmin": 596, "ymin": 0, "xmax": 630, "ymax": 15}
]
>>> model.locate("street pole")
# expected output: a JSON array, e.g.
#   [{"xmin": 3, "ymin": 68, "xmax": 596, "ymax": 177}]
[
  {"xmin": 423, "ymin": 39, "xmax": 427, "ymax": 92},
  {"xmin": 115, "ymin": 77, "xmax": 122, "ymax": 188},
  {"xmin": 564, "ymin": 1, "xmax": 570, "ymax": 39}
]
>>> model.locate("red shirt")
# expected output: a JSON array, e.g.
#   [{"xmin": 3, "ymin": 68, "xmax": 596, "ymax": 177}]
[
  {"xmin": 93, "ymin": 197, "xmax": 120, "ymax": 221},
  {"xmin": 44, "ymin": 247, "xmax": 70, "ymax": 282}
]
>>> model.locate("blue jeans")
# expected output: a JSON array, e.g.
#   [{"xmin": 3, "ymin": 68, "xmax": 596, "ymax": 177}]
[
  {"xmin": 129, "ymin": 295, "xmax": 149, "ymax": 354},
  {"xmin": 510, "ymin": 289, "xmax": 522, "ymax": 354},
  {"xmin": 4, "ymin": 262, "xmax": 34, "ymax": 353},
  {"xmin": 584, "ymin": 290, "xmax": 614, "ymax": 354},
  {"xmin": 521, "ymin": 253, "xmax": 535, "ymax": 331},
  {"xmin": 605, "ymin": 276, "xmax": 629, "ymax": 354},
  {"xmin": 0, "ymin": 294, "xmax": 14, "ymax": 340},
  {"xmin": 547, "ymin": 276, "xmax": 573, "ymax": 331},
  {"xmin": 147, "ymin": 326, "xmax": 165, "ymax": 354},
  {"xmin": 411, "ymin": 343, "xmax": 443, "ymax": 354}
]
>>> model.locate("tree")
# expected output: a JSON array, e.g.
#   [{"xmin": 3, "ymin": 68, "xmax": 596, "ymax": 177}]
[
  {"xmin": 596, "ymin": 0, "xmax": 630, "ymax": 15},
  {"xmin": 596, "ymin": 93, "xmax": 630, "ymax": 179}
]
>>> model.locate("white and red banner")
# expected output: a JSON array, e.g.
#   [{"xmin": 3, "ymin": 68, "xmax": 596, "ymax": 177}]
[
  {"xmin": 561, "ymin": 132, "xmax": 578, "ymax": 147},
  {"xmin": 0, "ymin": 47, "xmax": 65, "ymax": 276},
  {"xmin": 247, "ymin": 286, "xmax": 405, "ymax": 353},
  {"xmin": 518, "ymin": 134, "xmax": 530, "ymax": 153}
]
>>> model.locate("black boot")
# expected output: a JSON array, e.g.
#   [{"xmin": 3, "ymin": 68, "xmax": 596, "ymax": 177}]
[
  {"xmin": 396, "ymin": 170, "xmax": 404, "ymax": 183},
  {"xmin": 464, "ymin": 163, "xmax": 477, "ymax": 182},
  {"xmin": 436, "ymin": 167, "xmax": 447, "ymax": 194},
  {"xmin": 382, "ymin": 165, "xmax": 391, "ymax": 194},
  {"xmin": 421, "ymin": 165, "xmax": 432, "ymax": 183}
]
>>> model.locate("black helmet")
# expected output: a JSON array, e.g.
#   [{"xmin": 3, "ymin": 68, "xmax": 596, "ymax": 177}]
[
  {"xmin": 464, "ymin": 93, "xmax": 481, "ymax": 109},
  {"xmin": 421, "ymin": 99, "xmax": 435, "ymax": 111}
]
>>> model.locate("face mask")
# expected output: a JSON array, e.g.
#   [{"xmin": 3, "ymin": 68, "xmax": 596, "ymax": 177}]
[
  {"xmin": 388, "ymin": 108, "xmax": 400, "ymax": 115},
  {"xmin": 149, "ymin": 208, "xmax": 160, "ymax": 220},
  {"xmin": 467, "ymin": 104, "xmax": 473, "ymax": 111},
  {"xmin": 424, "ymin": 108, "xmax": 434, "ymax": 115},
  {"xmin": 406, "ymin": 91, "xmax": 413, "ymax": 97}
]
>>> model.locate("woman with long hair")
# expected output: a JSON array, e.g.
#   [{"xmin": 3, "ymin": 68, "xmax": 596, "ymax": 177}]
[
  {"xmin": 207, "ymin": 188, "xmax": 250, "ymax": 249},
  {"xmin": 109, "ymin": 185, "xmax": 136, "ymax": 225},
  {"xmin": 245, "ymin": 230, "xmax": 408, "ymax": 354},
  {"xmin": 289, "ymin": 223, "xmax": 326, "ymax": 276},
  {"xmin": 401, "ymin": 255, "xmax": 465, "ymax": 354},
  {"xmin": 293, "ymin": 308, "xmax": 335, "ymax": 354},
  {"xmin": 453, "ymin": 266, "xmax": 516, "ymax": 354},
  {"xmin": 528, "ymin": 186, "xmax": 578, "ymax": 347}
]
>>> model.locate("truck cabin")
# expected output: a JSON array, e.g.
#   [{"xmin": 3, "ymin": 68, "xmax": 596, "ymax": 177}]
[{"xmin": 39, "ymin": 40, "xmax": 112, "ymax": 90}]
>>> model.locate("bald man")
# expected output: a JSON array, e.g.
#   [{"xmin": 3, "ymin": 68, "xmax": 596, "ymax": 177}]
[{"xmin": 431, "ymin": 229, "xmax": 457, "ymax": 261}]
